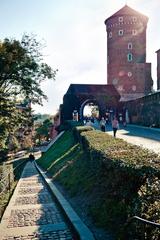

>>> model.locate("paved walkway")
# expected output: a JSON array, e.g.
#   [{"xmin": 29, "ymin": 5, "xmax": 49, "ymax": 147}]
[
  {"xmin": 91, "ymin": 120, "xmax": 160, "ymax": 155},
  {"xmin": 0, "ymin": 161, "xmax": 74, "ymax": 240},
  {"xmin": 106, "ymin": 124, "xmax": 160, "ymax": 155}
]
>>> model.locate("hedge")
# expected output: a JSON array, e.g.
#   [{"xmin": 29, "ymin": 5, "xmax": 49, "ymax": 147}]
[{"xmin": 73, "ymin": 127, "xmax": 160, "ymax": 239}]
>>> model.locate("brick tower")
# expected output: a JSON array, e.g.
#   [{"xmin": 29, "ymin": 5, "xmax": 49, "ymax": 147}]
[
  {"xmin": 104, "ymin": 5, "xmax": 153, "ymax": 101},
  {"xmin": 156, "ymin": 49, "xmax": 160, "ymax": 90}
]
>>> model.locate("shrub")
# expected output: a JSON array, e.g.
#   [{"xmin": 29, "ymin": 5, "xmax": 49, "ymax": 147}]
[
  {"xmin": 74, "ymin": 127, "xmax": 160, "ymax": 238},
  {"xmin": 56, "ymin": 120, "xmax": 84, "ymax": 132}
]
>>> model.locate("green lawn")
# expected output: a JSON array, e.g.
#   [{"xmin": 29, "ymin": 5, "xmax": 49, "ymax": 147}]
[{"xmin": 37, "ymin": 130, "xmax": 76, "ymax": 171}]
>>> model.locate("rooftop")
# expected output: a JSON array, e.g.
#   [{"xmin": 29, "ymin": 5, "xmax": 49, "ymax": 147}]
[{"xmin": 105, "ymin": 4, "xmax": 148, "ymax": 24}]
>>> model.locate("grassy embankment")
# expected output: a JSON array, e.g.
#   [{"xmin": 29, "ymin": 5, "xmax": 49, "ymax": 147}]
[{"xmin": 37, "ymin": 127, "xmax": 160, "ymax": 239}]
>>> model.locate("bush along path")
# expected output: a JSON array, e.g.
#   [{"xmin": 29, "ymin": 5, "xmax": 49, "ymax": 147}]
[{"xmin": 37, "ymin": 127, "xmax": 160, "ymax": 240}]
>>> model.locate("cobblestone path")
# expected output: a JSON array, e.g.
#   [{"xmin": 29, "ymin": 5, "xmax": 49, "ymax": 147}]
[{"xmin": 0, "ymin": 161, "xmax": 75, "ymax": 240}]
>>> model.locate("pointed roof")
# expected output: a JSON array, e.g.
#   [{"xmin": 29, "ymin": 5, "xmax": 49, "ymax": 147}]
[
  {"xmin": 156, "ymin": 49, "xmax": 160, "ymax": 53},
  {"xmin": 105, "ymin": 5, "xmax": 148, "ymax": 24}
]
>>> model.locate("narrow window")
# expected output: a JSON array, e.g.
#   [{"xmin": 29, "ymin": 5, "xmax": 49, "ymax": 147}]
[
  {"xmin": 132, "ymin": 29, "xmax": 137, "ymax": 35},
  {"xmin": 112, "ymin": 78, "xmax": 118, "ymax": 85},
  {"xmin": 128, "ymin": 72, "xmax": 132, "ymax": 77},
  {"xmin": 109, "ymin": 32, "xmax": 112, "ymax": 38},
  {"xmin": 118, "ymin": 30, "xmax": 123, "ymax": 36},
  {"xmin": 119, "ymin": 17, "xmax": 123, "ymax": 22},
  {"xmin": 132, "ymin": 17, "xmax": 137, "ymax": 22},
  {"xmin": 128, "ymin": 43, "xmax": 132, "ymax": 49},
  {"xmin": 127, "ymin": 53, "xmax": 133, "ymax": 62},
  {"xmin": 132, "ymin": 85, "xmax": 136, "ymax": 91}
]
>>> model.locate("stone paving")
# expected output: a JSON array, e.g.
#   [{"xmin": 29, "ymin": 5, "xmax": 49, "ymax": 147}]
[{"xmin": 0, "ymin": 161, "xmax": 75, "ymax": 240}]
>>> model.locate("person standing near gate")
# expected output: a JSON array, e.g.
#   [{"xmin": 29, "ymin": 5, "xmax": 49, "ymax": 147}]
[
  {"xmin": 112, "ymin": 117, "xmax": 119, "ymax": 137},
  {"xmin": 100, "ymin": 117, "xmax": 106, "ymax": 132}
]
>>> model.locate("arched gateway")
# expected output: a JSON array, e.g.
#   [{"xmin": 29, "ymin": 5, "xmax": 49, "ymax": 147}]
[{"xmin": 60, "ymin": 84, "xmax": 120, "ymax": 123}]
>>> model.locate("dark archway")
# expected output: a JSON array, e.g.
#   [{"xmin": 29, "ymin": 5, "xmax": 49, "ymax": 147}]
[{"xmin": 60, "ymin": 84, "xmax": 120, "ymax": 124}]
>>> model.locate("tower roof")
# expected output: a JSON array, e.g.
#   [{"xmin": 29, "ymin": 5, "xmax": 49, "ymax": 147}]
[
  {"xmin": 156, "ymin": 49, "xmax": 160, "ymax": 53},
  {"xmin": 105, "ymin": 5, "xmax": 148, "ymax": 24}
]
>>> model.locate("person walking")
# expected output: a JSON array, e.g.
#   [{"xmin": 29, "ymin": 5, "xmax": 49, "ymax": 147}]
[
  {"xmin": 112, "ymin": 117, "xmax": 119, "ymax": 137},
  {"xmin": 100, "ymin": 117, "xmax": 106, "ymax": 132},
  {"xmin": 29, "ymin": 153, "xmax": 35, "ymax": 162}
]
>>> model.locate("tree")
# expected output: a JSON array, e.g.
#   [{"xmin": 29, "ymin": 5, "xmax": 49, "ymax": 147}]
[
  {"xmin": 35, "ymin": 119, "xmax": 53, "ymax": 144},
  {"xmin": 0, "ymin": 34, "xmax": 57, "ymax": 152}
]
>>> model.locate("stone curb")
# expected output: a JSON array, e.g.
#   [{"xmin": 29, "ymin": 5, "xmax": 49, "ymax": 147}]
[
  {"xmin": 35, "ymin": 162, "xmax": 95, "ymax": 240},
  {"xmin": 41, "ymin": 131, "xmax": 65, "ymax": 153}
]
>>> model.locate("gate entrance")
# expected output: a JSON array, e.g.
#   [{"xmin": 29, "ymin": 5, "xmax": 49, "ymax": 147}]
[
  {"xmin": 60, "ymin": 84, "xmax": 120, "ymax": 123},
  {"xmin": 80, "ymin": 99, "xmax": 99, "ymax": 120}
]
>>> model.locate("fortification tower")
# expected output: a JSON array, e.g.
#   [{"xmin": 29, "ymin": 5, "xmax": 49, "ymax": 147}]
[{"xmin": 104, "ymin": 5, "xmax": 153, "ymax": 101}]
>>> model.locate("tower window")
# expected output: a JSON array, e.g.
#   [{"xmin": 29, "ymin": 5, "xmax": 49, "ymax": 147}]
[
  {"xmin": 112, "ymin": 78, "xmax": 118, "ymax": 85},
  {"xmin": 132, "ymin": 85, "xmax": 137, "ymax": 91},
  {"xmin": 128, "ymin": 72, "xmax": 132, "ymax": 77},
  {"xmin": 127, "ymin": 53, "xmax": 133, "ymax": 62},
  {"xmin": 118, "ymin": 85, "xmax": 123, "ymax": 91},
  {"xmin": 118, "ymin": 30, "xmax": 123, "ymax": 36},
  {"xmin": 132, "ymin": 17, "xmax": 137, "ymax": 22},
  {"xmin": 132, "ymin": 29, "xmax": 137, "ymax": 35},
  {"xmin": 119, "ymin": 17, "xmax": 123, "ymax": 22},
  {"xmin": 109, "ymin": 32, "xmax": 112, "ymax": 38},
  {"xmin": 128, "ymin": 43, "xmax": 132, "ymax": 49}
]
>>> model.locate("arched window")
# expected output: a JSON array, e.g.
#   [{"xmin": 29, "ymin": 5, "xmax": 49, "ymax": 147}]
[
  {"xmin": 127, "ymin": 53, "xmax": 133, "ymax": 62},
  {"xmin": 109, "ymin": 32, "xmax": 112, "ymax": 38},
  {"xmin": 118, "ymin": 29, "xmax": 123, "ymax": 36},
  {"xmin": 119, "ymin": 17, "xmax": 123, "ymax": 22},
  {"xmin": 128, "ymin": 43, "xmax": 132, "ymax": 49},
  {"xmin": 128, "ymin": 72, "xmax": 132, "ymax": 77},
  {"xmin": 132, "ymin": 29, "xmax": 137, "ymax": 35}
]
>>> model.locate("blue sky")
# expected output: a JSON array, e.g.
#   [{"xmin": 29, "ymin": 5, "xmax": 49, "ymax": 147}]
[{"xmin": 0, "ymin": 0, "xmax": 159, "ymax": 114}]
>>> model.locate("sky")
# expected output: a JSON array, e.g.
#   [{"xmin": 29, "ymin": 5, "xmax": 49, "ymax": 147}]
[{"xmin": 0, "ymin": 0, "xmax": 159, "ymax": 115}]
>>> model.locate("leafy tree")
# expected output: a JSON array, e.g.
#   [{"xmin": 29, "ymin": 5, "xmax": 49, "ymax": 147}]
[
  {"xmin": 0, "ymin": 34, "xmax": 57, "ymax": 152},
  {"xmin": 35, "ymin": 119, "xmax": 53, "ymax": 144}
]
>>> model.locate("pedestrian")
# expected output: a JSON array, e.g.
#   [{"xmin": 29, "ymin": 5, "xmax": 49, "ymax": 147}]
[
  {"xmin": 29, "ymin": 153, "xmax": 35, "ymax": 161},
  {"xmin": 100, "ymin": 117, "xmax": 106, "ymax": 132},
  {"xmin": 112, "ymin": 117, "xmax": 119, "ymax": 137}
]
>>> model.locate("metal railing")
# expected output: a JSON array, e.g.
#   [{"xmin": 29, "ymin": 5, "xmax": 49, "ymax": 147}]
[
  {"xmin": 123, "ymin": 215, "xmax": 160, "ymax": 239},
  {"xmin": 126, "ymin": 216, "xmax": 160, "ymax": 228}
]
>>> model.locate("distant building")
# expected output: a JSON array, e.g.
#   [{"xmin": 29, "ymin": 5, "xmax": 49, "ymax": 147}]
[
  {"xmin": 104, "ymin": 5, "xmax": 153, "ymax": 101},
  {"xmin": 49, "ymin": 113, "xmax": 60, "ymax": 139},
  {"xmin": 156, "ymin": 49, "xmax": 160, "ymax": 90}
]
